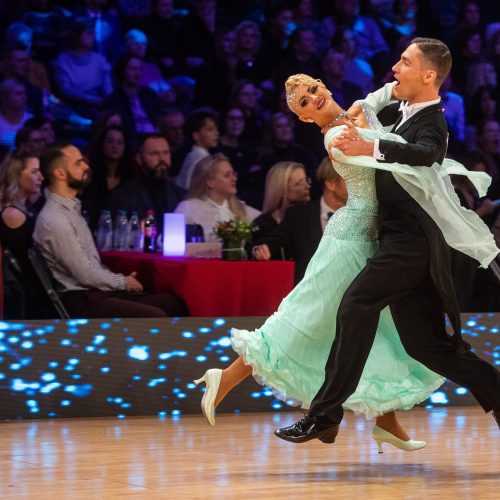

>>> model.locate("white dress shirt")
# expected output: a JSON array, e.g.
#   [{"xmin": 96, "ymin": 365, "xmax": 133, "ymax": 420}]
[
  {"xmin": 320, "ymin": 196, "xmax": 336, "ymax": 231},
  {"xmin": 175, "ymin": 196, "xmax": 261, "ymax": 242},
  {"xmin": 373, "ymin": 97, "xmax": 441, "ymax": 160}
]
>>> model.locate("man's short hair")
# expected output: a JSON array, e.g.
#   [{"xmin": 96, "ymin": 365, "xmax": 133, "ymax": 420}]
[
  {"xmin": 138, "ymin": 133, "xmax": 169, "ymax": 152},
  {"xmin": 411, "ymin": 37, "xmax": 452, "ymax": 86},
  {"xmin": 183, "ymin": 110, "xmax": 218, "ymax": 140},
  {"xmin": 316, "ymin": 156, "xmax": 341, "ymax": 184},
  {"xmin": 39, "ymin": 142, "xmax": 71, "ymax": 180}
]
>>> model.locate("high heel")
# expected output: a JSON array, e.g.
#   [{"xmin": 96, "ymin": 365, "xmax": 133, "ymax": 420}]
[
  {"xmin": 193, "ymin": 369, "xmax": 223, "ymax": 426},
  {"xmin": 372, "ymin": 425, "xmax": 426, "ymax": 453}
]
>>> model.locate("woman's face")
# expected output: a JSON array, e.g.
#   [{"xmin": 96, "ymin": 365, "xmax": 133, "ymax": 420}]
[
  {"xmin": 291, "ymin": 82, "xmax": 336, "ymax": 125},
  {"xmin": 273, "ymin": 115, "xmax": 294, "ymax": 143},
  {"xmin": 464, "ymin": 2, "xmax": 480, "ymax": 26},
  {"xmin": 480, "ymin": 91, "xmax": 496, "ymax": 117},
  {"xmin": 238, "ymin": 27, "xmax": 259, "ymax": 52},
  {"xmin": 287, "ymin": 167, "xmax": 310, "ymax": 204},
  {"xmin": 466, "ymin": 33, "xmax": 482, "ymax": 56},
  {"xmin": 125, "ymin": 57, "xmax": 143, "ymax": 86},
  {"xmin": 478, "ymin": 120, "xmax": 500, "ymax": 153},
  {"xmin": 219, "ymin": 30, "xmax": 237, "ymax": 57},
  {"xmin": 208, "ymin": 160, "xmax": 238, "ymax": 198},
  {"xmin": 224, "ymin": 108, "xmax": 245, "ymax": 137},
  {"xmin": 237, "ymin": 83, "xmax": 258, "ymax": 110},
  {"xmin": 19, "ymin": 157, "xmax": 43, "ymax": 198},
  {"xmin": 103, "ymin": 129, "xmax": 125, "ymax": 161}
]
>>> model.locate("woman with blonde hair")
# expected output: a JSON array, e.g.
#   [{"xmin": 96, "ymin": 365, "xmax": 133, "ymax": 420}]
[
  {"xmin": 194, "ymin": 69, "xmax": 498, "ymax": 449},
  {"xmin": 252, "ymin": 161, "xmax": 310, "ymax": 241},
  {"xmin": 0, "ymin": 148, "xmax": 46, "ymax": 318},
  {"xmin": 174, "ymin": 153, "xmax": 260, "ymax": 242}
]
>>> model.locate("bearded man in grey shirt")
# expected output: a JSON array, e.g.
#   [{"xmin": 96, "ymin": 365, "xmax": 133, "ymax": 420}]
[{"xmin": 33, "ymin": 142, "xmax": 188, "ymax": 318}]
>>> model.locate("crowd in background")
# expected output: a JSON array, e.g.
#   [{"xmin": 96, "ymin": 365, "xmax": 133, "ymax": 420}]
[{"xmin": 0, "ymin": 0, "xmax": 499, "ymax": 318}]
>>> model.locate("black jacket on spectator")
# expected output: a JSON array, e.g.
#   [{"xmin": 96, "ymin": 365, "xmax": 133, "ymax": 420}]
[
  {"xmin": 253, "ymin": 199, "xmax": 322, "ymax": 284},
  {"xmin": 107, "ymin": 175, "xmax": 186, "ymax": 235}
]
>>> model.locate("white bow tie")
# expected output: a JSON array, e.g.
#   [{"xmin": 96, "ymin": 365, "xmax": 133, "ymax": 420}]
[{"xmin": 399, "ymin": 101, "xmax": 409, "ymax": 120}]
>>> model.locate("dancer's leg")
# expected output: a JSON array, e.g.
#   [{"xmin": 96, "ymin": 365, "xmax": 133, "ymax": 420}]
[
  {"xmin": 375, "ymin": 411, "xmax": 411, "ymax": 441},
  {"xmin": 214, "ymin": 357, "xmax": 252, "ymax": 408}
]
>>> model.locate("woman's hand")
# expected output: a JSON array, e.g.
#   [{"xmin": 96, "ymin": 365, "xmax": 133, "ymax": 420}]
[
  {"xmin": 331, "ymin": 122, "xmax": 375, "ymax": 157},
  {"xmin": 346, "ymin": 104, "xmax": 369, "ymax": 128}
]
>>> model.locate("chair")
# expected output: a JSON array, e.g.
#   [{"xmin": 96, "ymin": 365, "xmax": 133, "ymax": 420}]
[{"xmin": 27, "ymin": 247, "xmax": 69, "ymax": 319}]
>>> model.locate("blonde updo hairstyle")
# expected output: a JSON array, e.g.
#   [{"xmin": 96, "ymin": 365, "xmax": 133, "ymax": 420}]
[{"xmin": 285, "ymin": 74, "xmax": 327, "ymax": 115}]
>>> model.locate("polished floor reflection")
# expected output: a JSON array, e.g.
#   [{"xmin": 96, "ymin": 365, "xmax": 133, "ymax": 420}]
[{"xmin": 0, "ymin": 408, "xmax": 498, "ymax": 499}]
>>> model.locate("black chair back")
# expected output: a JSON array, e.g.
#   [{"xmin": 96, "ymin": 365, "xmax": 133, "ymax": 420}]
[{"xmin": 27, "ymin": 247, "xmax": 69, "ymax": 319}]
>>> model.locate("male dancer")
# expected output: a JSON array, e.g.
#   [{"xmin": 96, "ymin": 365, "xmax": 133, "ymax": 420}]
[{"xmin": 276, "ymin": 38, "xmax": 500, "ymax": 444}]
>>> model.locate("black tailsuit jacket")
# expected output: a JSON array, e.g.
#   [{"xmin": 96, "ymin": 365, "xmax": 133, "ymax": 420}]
[{"xmin": 376, "ymin": 101, "xmax": 461, "ymax": 338}]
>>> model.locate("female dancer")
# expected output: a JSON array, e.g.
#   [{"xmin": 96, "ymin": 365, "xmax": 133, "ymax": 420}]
[{"xmin": 195, "ymin": 74, "xmax": 496, "ymax": 451}]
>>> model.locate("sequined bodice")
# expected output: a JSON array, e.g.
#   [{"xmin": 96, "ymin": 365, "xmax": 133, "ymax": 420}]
[{"xmin": 324, "ymin": 160, "xmax": 378, "ymax": 241}]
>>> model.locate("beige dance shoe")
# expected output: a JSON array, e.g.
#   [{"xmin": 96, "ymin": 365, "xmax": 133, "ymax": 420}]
[
  {"xmin": 373, "ymin": 425, "xmax": 427, "ymax": 453},
  {"xmin": 193, "ymin": 369, "xmax": 223, "ymax": 426}
]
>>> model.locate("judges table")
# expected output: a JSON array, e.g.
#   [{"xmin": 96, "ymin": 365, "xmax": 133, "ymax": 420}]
[{"xmin": 100, "ymin": 251, "xmax": 295, "ymax": 316}]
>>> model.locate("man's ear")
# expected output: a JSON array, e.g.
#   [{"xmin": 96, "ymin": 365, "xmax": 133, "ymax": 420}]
[
  {"xmin": 423, "ymin": 69, "xmax": 437, "ymax": 85},
  {"xmin": 53, "ymin": 165, "xmax": 66, "ymax": 181}
]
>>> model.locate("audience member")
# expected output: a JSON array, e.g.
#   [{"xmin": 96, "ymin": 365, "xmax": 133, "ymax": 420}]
[
  {"xmin": 24, "ymin": 115, "xmax": 56, "ymax": 145},
  {"xmin": 453, "ymin": 28, "xmax": 483, "ymax": 90},
  {"xmin": 465, "ymin": 85, "xmax": 498, "ymax": 149},
  {"xmin": 107, "ymin": 133, "xmax": 186, "ymax": 235},
  {"xmin": 0, "ymin": 79, "xmax": 32, "ymax": 151},
  {"xmin": 21, "ymin": 0, "xmax": 66, "ymax": 63},
  {"xmin": 217, "ymin": 106, "xmax": 258, "ymax": 203},
  {"xmin": 157, "ymin": 107, "xmax": 189, "ymax": 176},
  {"xmin": 251, "ymin": 157, "xmax": 347, "ymax": 284},
  {"xmin": 14, "ymin": 123, "xmax": 47, "ymax": 155},
  {"xmin": 321, "ymin": 48, "xmax": 364, "ymax": 109},
  {"xmin": 234, "ymin": 20, "xmax": 266, "ymax": 84},
  {"xmin": 104, "ymin": 54, "xmax": 163, "ymax": 144},
  {"xmin": 34, "ymin": 141, "xmax": 188, "ymax": 318},
  {"xmin": 466, "ymin": 61, "xmax": 497, "ymax": 98},
  {"xmin": 331, "ymin": 27, "xmax": 374, "ymax": 95},
  {"xmin": 74, "ymin": 0, "xmax": 122, "ymax": 62},
  {"xmin": 52, "ymin": 17, "xmax": 112, "ymax": 119},
  {"xmin": 176, "ymin": 109, "xmax": 219, "ymax": 190},
  {"xmin": 82, "ymin": 125, "xmax": 135, "ymax": 230},
  {"xmin": 440, "ymin": 74, "xmax": 465, "ymax": 154},
  {"xmin": 175, "ymin": 153, "xmax": 260, "ymax": 242},
  {"xmin": 252, "ymin": 161, "xmax": 311, "ymax": 241},
  {"xmin": 0, "ymin": 148, "xmax": 47, "ymax": 318}
]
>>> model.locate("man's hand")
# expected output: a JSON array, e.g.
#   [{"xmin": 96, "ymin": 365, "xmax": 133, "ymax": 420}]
[
  {"xmin": 252, "ymin": 244, "xmax": 271, "ymax": 261},
  {"xmin": 125, "ymin": 272, "xmax": 144, "ymax": 292},
  {"xmin": 331, "ymin": 121, "xmax": 375, "ymax": 157}
]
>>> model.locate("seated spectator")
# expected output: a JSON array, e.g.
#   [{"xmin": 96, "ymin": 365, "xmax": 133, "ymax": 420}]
[
  {"xmin": 257, "ymin": 112, "xmax": 317, "ymax": 206},
  {"xmin": 234, "ymin": 20, "xmax": 267, "ymax": 84},
  {"xmin": 453, "ymin": 28, "xmax": 483, "ymax": 90},
  {"xmin": 217, "ymin": 106, "xmax": 259, "ymax": 204},
  {"xmin": 22, "ymin": 0, "xmax": 67, "ymax": 63},
  {"xmin": 465, "ymin": 86, "xmax": 498, "ymax": 149},
  {"xmin": 486, "ymin": 28, "xmax": 500, "ymax": 77},
  {"xmin": 175, "ymin": 153, "xmax": 260, "ymax": 242},
  {"xmin": 33, "ymin": 142, "xmax": 188, "ymax": 318},
  {"xmin": 157, "ymin": 107, "xmax": 189, "ymax": 177},
  {"xmin": 52, "ymin": 17, "xmax": 112, "ymax": 119},
  {"xmin": 466, "ymin": 61, "xmax": 497, "ymax": 99},
  {"xmin": 123, "ymin": 29, "xmax": 165, "ymax": 90},
  {"xmin": 24, "ymin": 115, "xmax": 56, "ymax": 145},
  {"xmin": 74, "ymin": 0, "xmax": 122, "ymax": 63},
  {"xmin": 104, "ymin": 54, "xmax": 162, "ymax": 147},
  {"xmin": 321, "ymin": 48, "xmax": 364, "ymax": 109},
  {"xmin": 107, "ymin": 133, "xmax": 185, "ymax": 236},
  {"xmin": 472, "ymin": 119, "xmax": 500, "ymax": 199},
  {"xmin": 0, "ymin": 44, "xmax": 44, "ymax": 115},
  {"xmin": 176, "ymin": 110, "xmax": 219, "ymax": 190},
  {"xmin": 2, "ymin": 22, "xmax": 52, "ymax": 94},
  {"xmin": 82, "ymin": 126, "xmax": 135, "ymax": 230},
  {"xmin": 252, "ymin": 161, "xmax": 311, "ymax": 241},
  {"xmin": 251, "ymin": 157, "xmax": 347, "ymax": 284},
  {"xmin": 15, "ymin": 124, "xmax": 47, "ymax": 155},
  {"xmin": 0, "ymin": 79, "xmax": 32, "ymax": 151},
  {"xmin": 331, "ymin": 27, "xmax": 374, "ymax": 95},
  {"xmin": 0, "ymin": 148, "xmax": 48, "ymax": 318}
]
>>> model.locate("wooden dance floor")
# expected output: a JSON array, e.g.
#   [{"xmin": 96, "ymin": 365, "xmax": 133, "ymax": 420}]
[{"xmin": 0, "ymin": 407, "xmax": 498, "ymax": 499}]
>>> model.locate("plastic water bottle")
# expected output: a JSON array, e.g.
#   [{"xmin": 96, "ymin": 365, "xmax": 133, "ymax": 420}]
[
  {"xmin": 128, "ymin": 211, "xmax": 143, "ymax": 251},
  {"xmin": 96, "ymin": 210, "xmax": 113, "ymax": 251},
  {"xmin": 113, "ymin": 210, "xmax": 129, "ymax": 250},
  {"xmin": 143, "ymin": 210, "xmax": 157, "ymax": 253}
]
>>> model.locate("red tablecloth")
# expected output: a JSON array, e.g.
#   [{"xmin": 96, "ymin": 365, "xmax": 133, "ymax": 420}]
[{"xmin": 100, "ymin": 251, "xmax": 295, "ymax": 316}]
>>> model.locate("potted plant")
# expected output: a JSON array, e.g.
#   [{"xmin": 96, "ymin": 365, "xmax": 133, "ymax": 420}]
[{"xmin": 214, "ymin": 218, "xmax": 257, "ymax": 261}]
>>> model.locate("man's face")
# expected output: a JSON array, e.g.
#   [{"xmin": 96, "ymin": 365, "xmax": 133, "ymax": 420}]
[
  {"xmin": 392, "ymin": 43, "xmax": 431, "ymax": 102},
  {"xmin": 479, "ymin": 120, "xmax": 500, "ymax": 153},
  {"xmin": 194, "ymin": 118, "xmax": 219, "ymax": 149},
  {"xmin": 274, "ymin": 116, "xmax": 294, "ymax": 143},
  {"xmin": 125, "ymin": 57, "xmax": 142, "ymax": 86},
  {"xmin": 159, "ymin": 113, "xmax": 185, "ymax": 148},
  {"xmin": 62, "ymin": 145, "xmax": 91, "ymax": 191},
  {"xmin": 138, "ymin": 137, "xmax": 171, "ymax": 179}
]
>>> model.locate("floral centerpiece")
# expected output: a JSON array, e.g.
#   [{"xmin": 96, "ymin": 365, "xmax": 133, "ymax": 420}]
[{"xmin": 214, "ymin": 218, "xmax": 257, "ymax": 260}]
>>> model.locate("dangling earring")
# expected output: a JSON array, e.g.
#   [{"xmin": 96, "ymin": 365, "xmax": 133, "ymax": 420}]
[
  {"xmin": 306, "ymin": 118, "xmax": 314, "ymax": 123},
  {"xmin": 328, "ymin": 90, "xmax": 332, "ymax": 95}
]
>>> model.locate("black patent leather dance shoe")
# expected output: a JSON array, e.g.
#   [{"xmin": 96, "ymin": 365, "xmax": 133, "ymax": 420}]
[{"xmin": 274, "ymin": 414, "xmax": 339, "ymax": 444}]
